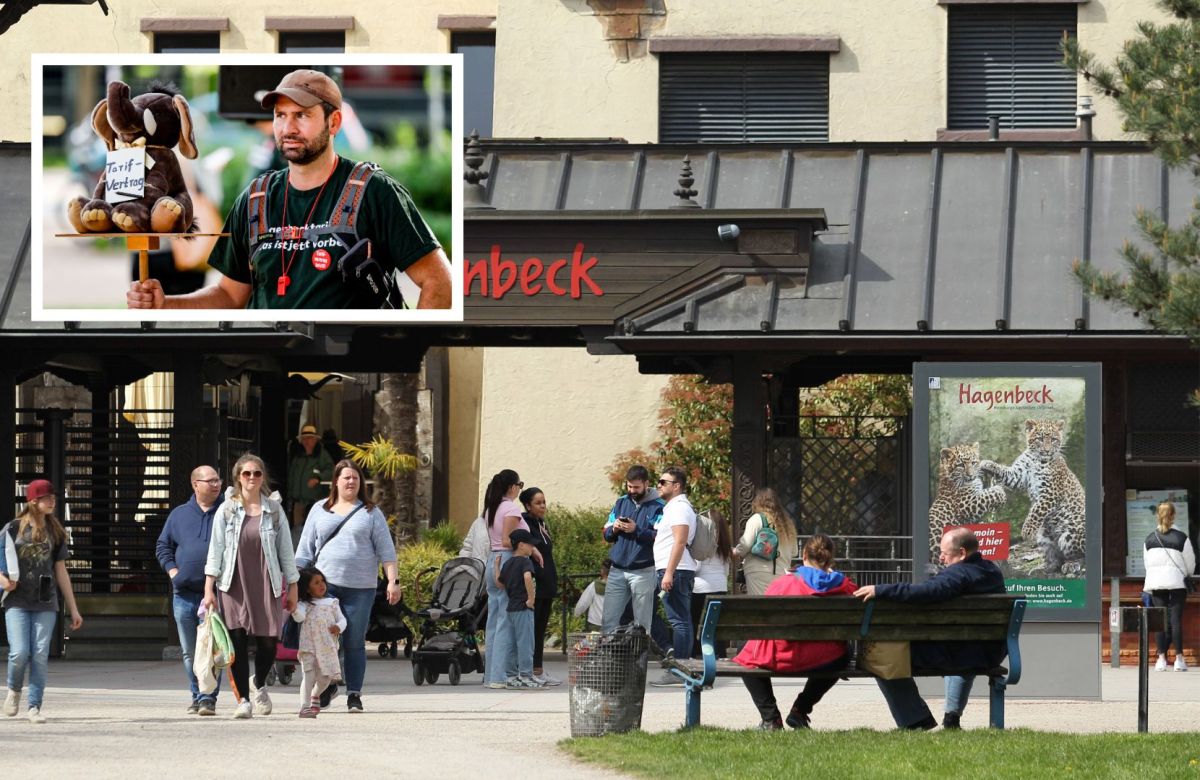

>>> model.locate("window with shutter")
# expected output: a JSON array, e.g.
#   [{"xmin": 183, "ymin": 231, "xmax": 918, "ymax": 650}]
[
  {"xmin": 659, "ymin": 53, "xmax": 829, "ymax": 143},
  {"xmin": 947, "ymin": 4, "xmax": 1077, "ymax": 130}
]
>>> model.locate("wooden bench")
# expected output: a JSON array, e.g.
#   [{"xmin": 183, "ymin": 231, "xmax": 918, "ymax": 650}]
[{"xmin": 662, "ymin": 593, "xmax": 1026, "ymax": 729}]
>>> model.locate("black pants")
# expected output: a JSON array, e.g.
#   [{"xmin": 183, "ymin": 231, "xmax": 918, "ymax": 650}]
[
  {"xmin": 533, "ymin": 597, "xmax": 554, "ymax": 669},
  {"xmin": 1151, "ymin": 589, "xmax": 1187, "ymax": 656},
  {"xmin": 227, "ymin": 628, "xmax": 278, "ymax": 701},
  {"xmin": 741, "ymin": 658, "xmax": 845, "ymax": 723},
  {"xmin": 690, "ymin": 590, "xmax": 728, "ymax": 658}
]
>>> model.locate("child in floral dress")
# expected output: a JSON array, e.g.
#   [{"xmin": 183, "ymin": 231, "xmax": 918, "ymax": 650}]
[{"xmin": 293, "ymin": 567, "xmax": 346, "ymax": 717}]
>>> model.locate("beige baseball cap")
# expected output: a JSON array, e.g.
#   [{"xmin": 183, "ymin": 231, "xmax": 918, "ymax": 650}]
[{"xmin": 260, "ymin": 69, "xmax": 342, "ymax": 110}]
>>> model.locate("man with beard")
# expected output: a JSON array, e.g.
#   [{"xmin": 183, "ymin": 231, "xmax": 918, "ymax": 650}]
[
  {"xmin": 600, "ymin": 465, "xmax": 665, "ymax": 633},
  {"xmin": 126, "ymin": 69, "xmax": 452, "ymax": 310}
]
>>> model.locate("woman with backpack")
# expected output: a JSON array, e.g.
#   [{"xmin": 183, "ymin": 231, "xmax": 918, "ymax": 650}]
[
  {"xmin": 733, "ymin": 488, "xmax": 798, "ymax": 596},
  {"xmin": 1, "ymin": 480, "xmax": 84, "ymax": 724}
]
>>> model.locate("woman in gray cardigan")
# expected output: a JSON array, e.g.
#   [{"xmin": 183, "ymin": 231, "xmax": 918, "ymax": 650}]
[{"xmin": 204, "ymin": 453, "xmax": 299, "ymax": 720}]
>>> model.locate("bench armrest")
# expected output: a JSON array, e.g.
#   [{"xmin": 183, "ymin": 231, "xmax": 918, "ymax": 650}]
[
  {"xmin": 698, "ymin": 599, "xmax": 722, "ymax": 687},
  {"xmin": 1005, "ymin": 598, "xmax": 1026, "ymax": 686}
]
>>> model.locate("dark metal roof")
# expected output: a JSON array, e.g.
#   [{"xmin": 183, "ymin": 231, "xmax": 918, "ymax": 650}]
[{"xmin": 472, "ymin": 139, "xmax": 1200, "ymax": 336}]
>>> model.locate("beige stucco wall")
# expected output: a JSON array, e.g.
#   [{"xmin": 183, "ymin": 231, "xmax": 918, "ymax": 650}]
[
  {"xmin": 1, "ymin": 0, "xmax": 496, "ymax": 142},
  {"xmin": 474, "ymin": 347, "xmax": 668, "ymax": 513},
  {"xmin": 493, "ymin": 0, "xmax": 1167, "ymax": 143}
]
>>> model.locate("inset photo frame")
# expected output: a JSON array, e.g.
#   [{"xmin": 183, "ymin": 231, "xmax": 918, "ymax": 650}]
[{"xmin": 32, "ymin": 53, "xmax": 463, "ymax": 322}]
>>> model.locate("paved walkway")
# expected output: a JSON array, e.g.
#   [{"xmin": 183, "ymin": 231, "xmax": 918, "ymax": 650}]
[{"xmin": 5, "ymin": 654, "xmax": 1199, "ymax": 778}]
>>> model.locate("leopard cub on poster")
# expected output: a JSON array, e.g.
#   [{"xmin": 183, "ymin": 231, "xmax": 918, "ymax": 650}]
[
  {"xmin": 928, "ymin": 442, "xmax": 1007, "ymax": 570},
  {"xmin": 980, "ymin": 419, "xmax": 1085, "ymax": 576}
]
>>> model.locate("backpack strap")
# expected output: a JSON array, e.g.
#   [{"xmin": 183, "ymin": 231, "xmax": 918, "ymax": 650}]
[
  {"xmin": 246, "ymin": 171, "xmax": 277, "ymax": 255},
  {"xmin": 305, "ymin": 161, "xmax": 380, "ymax": 246}
]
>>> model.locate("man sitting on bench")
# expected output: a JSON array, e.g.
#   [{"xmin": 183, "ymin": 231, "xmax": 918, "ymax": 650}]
[{"xmin": 853, "ymin": 527, "xmax": 1006, "ymax": 730}]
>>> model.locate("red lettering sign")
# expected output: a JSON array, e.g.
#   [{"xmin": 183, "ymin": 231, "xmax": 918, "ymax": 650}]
[
  {"xmin": 311, "ymin": 248, "xmax": 331, "ymax": 271},
  {"xmin": 465, "ymin": 243, "xmax": 603, "ymax": 299},
  {"xmin": 942, "ymin": 523, "xmax": 1010, "ymax": 561}
]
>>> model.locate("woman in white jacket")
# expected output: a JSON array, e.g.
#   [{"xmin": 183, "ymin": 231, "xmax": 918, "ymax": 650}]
[{"xmin": 1143, "ymin": 501, "xmax": 1196, "ymax": 672}]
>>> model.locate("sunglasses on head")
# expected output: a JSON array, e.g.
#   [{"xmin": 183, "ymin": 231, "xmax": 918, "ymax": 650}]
[{"xmin": 240, "ymin": 470, "xmax": 263, "ymax": 478}]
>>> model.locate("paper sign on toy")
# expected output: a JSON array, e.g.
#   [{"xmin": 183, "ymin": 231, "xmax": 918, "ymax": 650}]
[{"xmin": 104, "ymin": 148, "xmax": 146, "ymax": 204}]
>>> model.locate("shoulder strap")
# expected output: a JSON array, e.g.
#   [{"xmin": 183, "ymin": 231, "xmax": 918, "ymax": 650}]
[
  {"xmin": 246, "ymin": 170, "xmax": 277, "ymax": 254},
  {"xmin": 330, "ymin": 161, "xmax": 379, "ymax": 233},
  {"xmin": 314, "ymin": 503, "xmax": 366, "ymax": 564},
  {"xmin": 1156, "ymin": 531, "xmax": 1191, "ymax": 579}
]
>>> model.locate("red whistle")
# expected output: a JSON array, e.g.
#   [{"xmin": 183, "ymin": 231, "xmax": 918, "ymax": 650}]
[{"xmin": 277, "ymin": 275, "xmax": 290, "ymax": 296}]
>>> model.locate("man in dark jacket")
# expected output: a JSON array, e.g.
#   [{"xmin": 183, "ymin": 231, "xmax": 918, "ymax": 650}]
[
  {"xmin": 600, "ymin": 465, "xmax": 665, "ymax": 633},
  {"xmin": 854, "ymin": 527, "xmax": 1006, "ymax": 730},
  {"xmin": 156, "ymin": 465, "xmax": 223, "ymax": 715}
]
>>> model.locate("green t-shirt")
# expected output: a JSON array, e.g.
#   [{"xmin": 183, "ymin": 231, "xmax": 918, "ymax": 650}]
[{"xmin": 208, "ymin": 157, "xmax": 440, "ymax": 309}]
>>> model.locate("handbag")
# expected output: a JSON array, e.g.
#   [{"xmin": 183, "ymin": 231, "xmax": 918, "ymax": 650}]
[
  {"xmin": 283, "ymin": 504, "xmax": 365, "ymax": 650},
  {"xmin": 859, "ymin": 640, "xmax": 912, "ymax": 680}
]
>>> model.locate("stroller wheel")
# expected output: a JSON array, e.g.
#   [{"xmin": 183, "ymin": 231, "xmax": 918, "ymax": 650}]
[
  {"xmin": 389, "ymin": 642, "xmax": 399, "ymax": 658},
  {"xmin": 448, "ymin": 659, "xmax": 461, "ymax": 686},
  {"xmin": 378, "ymin": 643, "xmax": 389, "ymax": 658},
  {"xmin": 412, "ymin": 661, "xmax": 425, "ymax": 686},
  {"xmin": 403, "ymin": 639, "xmax": 413, "ymax": 659},
  {"xmin": 425, "ymin": 667, "xmax": 440, "ymax": 685},
  {"xmin": 278, "ymin": 666, "xmax": 294, "ymax": 686}
]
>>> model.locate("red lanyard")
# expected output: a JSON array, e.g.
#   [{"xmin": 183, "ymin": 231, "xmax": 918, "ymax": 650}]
[{"xmin": 277, "ymin": 157, "xmax": 338, "ymax": 297}]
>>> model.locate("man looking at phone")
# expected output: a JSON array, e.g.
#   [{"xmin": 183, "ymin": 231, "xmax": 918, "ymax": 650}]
[{"xmin": 601, "ymin": 465, "xmax": 664, "ymax": 633}]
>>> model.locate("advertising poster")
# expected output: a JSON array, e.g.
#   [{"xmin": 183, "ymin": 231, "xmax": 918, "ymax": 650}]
[{"xmin": 913, "ymin": 363, "xmax": 1102, "ymax": 621}]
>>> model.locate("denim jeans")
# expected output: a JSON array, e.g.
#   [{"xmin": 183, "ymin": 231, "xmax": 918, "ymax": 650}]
[
  {"xmin": 1151, "ymin": 589, "xmax": 1187, "ymax": 657},
  {"xmin": 326, "ymin": 583, "xmax": 376, "ymax": 694},
  {"xmin": 5, "ymin": 608, "xmax": 56, "ymax": 709},
  {"xmin": 172, "ymin": 592, "xmax": 218, "ymax": 703},
  {"xmin": 944, "ymin": 675, "xmax": 975, "ymax": 716},
  {"xmin": 484, "ymin": 551, "xmax": 517, "ymax": 684},
  {"xmin": 601, "ymin": 565, "xmax": 655, "ymax": 633},
  {"xmin": 656, "ymin": 569, "xmax": 695, "ymax": 659},
  {"xmin": 509, "ymin": 608, "xmax": 534, "ymax": 679},
  {"xmin": 875, "ymin": 676, "xmax": 935, "ymax": 728}
]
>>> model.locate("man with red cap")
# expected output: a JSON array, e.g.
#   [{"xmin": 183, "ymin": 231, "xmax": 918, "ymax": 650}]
[{"xmin": 127, "ymin": 68, "xmax": 452, "ymax": 311}]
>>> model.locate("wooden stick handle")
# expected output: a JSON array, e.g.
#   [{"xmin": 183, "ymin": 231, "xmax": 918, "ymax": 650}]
[{"xmin": 138, "ymin": 249, "xmax": 150, "ymax": 283}]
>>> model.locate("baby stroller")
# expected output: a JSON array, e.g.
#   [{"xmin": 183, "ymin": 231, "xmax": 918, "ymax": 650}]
[
  {"xmin": 406, "ymin": 556, "xmax": 487, "ymax": 686},
  {"xmin": 366, "ymin": 577, "xmax": 414, "ymax": 658}
]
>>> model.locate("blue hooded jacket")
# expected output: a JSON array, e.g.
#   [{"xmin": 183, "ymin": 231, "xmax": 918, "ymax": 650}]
[
  {"xmin": 603, "ymin": 491, "xmax": 664, "ymax": 570},
  {"xmin": 156, "ymin": 495, "xmax": 222, "ymax": 595}
]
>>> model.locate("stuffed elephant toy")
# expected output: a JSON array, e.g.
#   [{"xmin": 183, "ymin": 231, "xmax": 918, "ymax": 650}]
[{"xmin": 67, "ymin": 80, "xmax": 198, "ymax": 234}]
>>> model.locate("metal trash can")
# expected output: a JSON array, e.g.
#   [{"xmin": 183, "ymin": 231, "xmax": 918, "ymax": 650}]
[{"xmin": 567, "ymin": 626, "xmax": 649, "ymax": 737}]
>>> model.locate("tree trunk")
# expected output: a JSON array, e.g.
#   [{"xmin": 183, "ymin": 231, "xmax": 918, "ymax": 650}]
[{"xmin": 374, "ymin": 372, "xmax": 419, "ymax": 546}]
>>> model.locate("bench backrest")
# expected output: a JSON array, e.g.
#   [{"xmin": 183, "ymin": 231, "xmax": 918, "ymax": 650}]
[{"xmin": 701, "ymin": 593, "xmax": 1024, "ymax": 643}]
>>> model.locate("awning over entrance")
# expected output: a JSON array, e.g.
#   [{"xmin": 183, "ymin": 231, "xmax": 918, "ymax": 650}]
[{"xmin": 467, "ymin": 140, "xmax": 1200, "ymax": 338}]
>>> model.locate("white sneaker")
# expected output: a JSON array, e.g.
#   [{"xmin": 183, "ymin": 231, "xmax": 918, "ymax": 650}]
[
  {"xmin": 1156, "ymin": 654, "xmax": 1169, "ymax": 672},
  {"xmin": 27, "ymin": 706, "xmax": 45, "ymax": 724},
  {"xmin": 233, "ymin": 701, "xmax": 253, "ymax": 719},
  {"xmin": 3, "ymin": 689, "xmax": 17, "ymax": 717},
  {"xmin": 251, "ymin": 683, "xmax": 272, "ymax": 716},
  {"xmin": 1175, "ymin": 656, "xmax": 1188, "ymax": 672}
]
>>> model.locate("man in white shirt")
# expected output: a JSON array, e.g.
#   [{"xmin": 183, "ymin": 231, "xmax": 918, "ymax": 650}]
[{"xmin": 651, "ymin": 466, "xmax": 698, "ymax": 686}]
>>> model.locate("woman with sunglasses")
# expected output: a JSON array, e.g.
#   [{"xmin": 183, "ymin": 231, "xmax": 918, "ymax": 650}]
[
  {"xmin": 481, "ymin": 470, "xmax": 543, "ymax": 688},
  {"xmin": 295, "ymin": 459, "xmax": 399, "ymax": 712},
  {"xmin": 204, "ymin": 453, "xmax": 299, "ymax": 720}
]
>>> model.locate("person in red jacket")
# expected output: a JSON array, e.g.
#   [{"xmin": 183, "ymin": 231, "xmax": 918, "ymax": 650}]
[{"xmin": 733, "ymin": 533, "xmax": 857, "ymax": 730}]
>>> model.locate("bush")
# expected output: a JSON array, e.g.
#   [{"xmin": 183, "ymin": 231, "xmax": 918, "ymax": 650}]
[
  {"xmin": 547, "ymin": 505, "xmax": 613, "ymax": 639},
  {"xmin": 396, "ymin": 539, "xmax": 456, "ymax": 636},
  {"xmin": 420, "ymin": 523, "xmax": 462, "ymax": 555}
]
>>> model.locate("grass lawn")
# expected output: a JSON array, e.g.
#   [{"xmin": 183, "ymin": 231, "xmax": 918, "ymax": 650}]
[{"xmin": 561, "ymin": 727, "xmax": 1200, "ymax": 780}]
